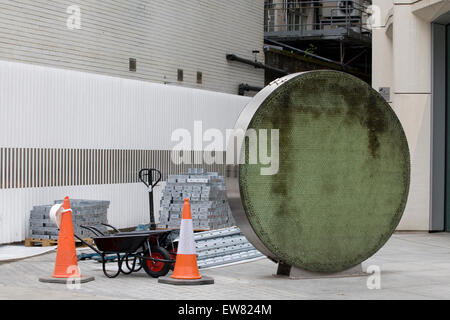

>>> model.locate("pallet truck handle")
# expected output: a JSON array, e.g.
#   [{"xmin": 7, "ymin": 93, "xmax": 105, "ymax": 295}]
[
  {"xmin": 138, "ymin": 168, "xmax": 162, "ymax": 190},
  {"xmin": 138, "ymin": 168, "xmax": 162, "ymax": 230}
]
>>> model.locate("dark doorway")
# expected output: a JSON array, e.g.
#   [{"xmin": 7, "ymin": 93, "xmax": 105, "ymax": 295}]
[
  {"xmin": 446, "ymin": 24, "xmax": 450, "ymax": 231},
  {"xmin": 431, "ymin": 16, "xmax": 450, "ymax": 232}
]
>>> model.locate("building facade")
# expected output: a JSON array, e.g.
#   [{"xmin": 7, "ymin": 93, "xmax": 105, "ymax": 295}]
[
  {"xmin": 0, "ymin": 1, "xmax": 265, "ymax": 243},
  {"xmin": 264, "ymin": 0, "xmax": 372, "ymax": 82},
  {"xmin": 0, "ymin": 59, "xmax": 251, "ymax": 244},
  {"xmin": 372, "ymin": 0, "xmax": 450, "ymax": 231},
  {"xmin": 0, "ymin": 0, "xmax": 265, "ymax": 95}
]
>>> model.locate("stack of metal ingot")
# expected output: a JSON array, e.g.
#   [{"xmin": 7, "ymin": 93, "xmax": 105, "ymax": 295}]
[
  {"xmin": 28, "ymin": 199, "xmax": 110, "ymax": 240},
  {"xmin": 158, "ymin": 168, "xmax": 235, "ymax": 230}
]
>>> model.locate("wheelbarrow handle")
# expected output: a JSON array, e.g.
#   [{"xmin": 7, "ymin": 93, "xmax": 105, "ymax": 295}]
[
  {"xmin": 80, "ymin": 225, "xmax": 104, "ymax": 237},
  {"xmin": 101, "ymin": 223, "xmax": 120, "ymax": 233},
  {"xmin": 74, "ymin": 234, "xmax": 101, "ymax": 255}
]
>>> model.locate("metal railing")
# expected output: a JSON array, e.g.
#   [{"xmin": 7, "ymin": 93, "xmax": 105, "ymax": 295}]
[{"xmin": 264, "ymin": 0, "xmax": 372, "ymax": 39}]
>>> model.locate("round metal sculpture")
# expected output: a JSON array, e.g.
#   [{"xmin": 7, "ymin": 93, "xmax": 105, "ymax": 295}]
[{"xmin": 227, "ymin": 70, "xmax": 410, "ymax": 273}]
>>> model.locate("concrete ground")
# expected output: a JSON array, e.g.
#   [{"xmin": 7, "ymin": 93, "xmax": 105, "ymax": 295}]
[{"xmin": 1, "ymin": 232, "xmax": 450, "ymax": 300}]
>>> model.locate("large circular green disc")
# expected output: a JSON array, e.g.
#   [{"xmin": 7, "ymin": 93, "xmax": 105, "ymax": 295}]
[{"xmin": 237, "ymin": 71, "xmax": 410, "ymax": 273}]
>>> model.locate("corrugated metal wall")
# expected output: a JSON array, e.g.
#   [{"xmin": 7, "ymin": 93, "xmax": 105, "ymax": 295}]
[
  {"xmin": 0, "ymin": 148, "xmax": 229, "ymax": 189},
  {"xmin": 0, "ymin": 60, "xmax": 250, "ymax": 244},
  {"xmin": 0, "ymin": 0, "xmax": 265, "ymax": 95}
]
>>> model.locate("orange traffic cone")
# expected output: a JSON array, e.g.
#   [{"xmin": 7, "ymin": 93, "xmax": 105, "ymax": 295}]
[
  {"xmin": 171, "ymin": 198, "xmax": 201, "ymax": 280},
  {"xmin": 39, "ymin": 196, "xmax": 94, "ymax": 284},
  {"xmin": 52, "ymin": 197, "xmax": 80, "ymax": 278},
  {"xmin": 158, "ymin": 198, "xmax": 214, "ymax": 285}
]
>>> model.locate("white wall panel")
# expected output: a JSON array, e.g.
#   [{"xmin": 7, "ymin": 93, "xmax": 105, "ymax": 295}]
[
  {"xmin": 0, "ymin": 60, "xmax": 251, "ymax": 244},
  {"xmin": 0, "ymin": 182, "xmax": 166, "ymax": 244},
  {"xmin": 0, "ymin": 60, "xmax": 250, "ymax": 150}
]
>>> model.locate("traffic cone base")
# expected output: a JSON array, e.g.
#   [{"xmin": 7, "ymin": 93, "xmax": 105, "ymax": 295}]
[
  {"xmin": 39, "ymin": 275, "xmax": 95, "ymax": 284},
  {"xmin": 158, "ymin": 275, "xmax": 214, "ymax": 286}
]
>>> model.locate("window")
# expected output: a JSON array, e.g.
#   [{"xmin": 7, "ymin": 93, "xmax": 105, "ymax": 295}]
[
  {"xmin": 129, "ymin": 58, "xmax": 136, "ymax": 72},
  {"xmin": 197, "ymin": 71, "xmax": 203, "ymax": 84},
  {"xmin": 177, "ymin": 69, "xmax": 184, "ymax": 82}
]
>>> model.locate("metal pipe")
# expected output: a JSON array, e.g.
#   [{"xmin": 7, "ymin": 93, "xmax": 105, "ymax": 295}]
[
  {"xmin": 226, "ymin": 54, "xmax": 288, "ymax": 75},
  {"xmin": 238, "ymin": 83, "xmax": 264, "ymax": 96},
  {"xmin": 265, "ymin": 39, "xmax": 345, "ymax": 69}
]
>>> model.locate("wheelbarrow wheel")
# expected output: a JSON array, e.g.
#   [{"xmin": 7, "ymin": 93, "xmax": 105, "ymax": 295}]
[{"xmin": 142, "ymin": 246, "xmax": 171, "ymax": 278}]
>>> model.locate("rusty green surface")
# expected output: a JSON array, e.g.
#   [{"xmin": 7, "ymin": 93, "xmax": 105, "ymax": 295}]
[{"xmin": 239, "ymin": 71, "xmax": 410, "ymax": 273}]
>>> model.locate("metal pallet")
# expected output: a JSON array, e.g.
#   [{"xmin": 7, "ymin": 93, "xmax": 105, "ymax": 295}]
[
  {"xmin": 77, "ymin": 227, "xmax": 265, "ymax": 269},
  {"xmin": 194, "ymin": 227, "xmax": 264, "ymax": 269}
]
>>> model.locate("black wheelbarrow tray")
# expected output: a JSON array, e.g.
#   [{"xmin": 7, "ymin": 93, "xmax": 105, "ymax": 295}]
[{"xmin": 75, "ymin": 224, "xmax": 177, "ymax": 279}]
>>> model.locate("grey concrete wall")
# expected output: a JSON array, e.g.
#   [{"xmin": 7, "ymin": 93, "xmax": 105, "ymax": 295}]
[{"xmin": 0, "ymin": 0, "xmax": 265, "ymax": 95}]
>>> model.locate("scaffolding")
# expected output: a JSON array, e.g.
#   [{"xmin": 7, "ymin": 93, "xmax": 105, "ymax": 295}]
[{"xmin": 264, "ymin": 0, "xmax": 372, "ymax": 42}]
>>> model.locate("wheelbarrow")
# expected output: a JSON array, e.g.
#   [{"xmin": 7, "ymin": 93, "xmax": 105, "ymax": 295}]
[{"xmin": 75, "ymin": 224, "xmax": 178, "ymax": 279}]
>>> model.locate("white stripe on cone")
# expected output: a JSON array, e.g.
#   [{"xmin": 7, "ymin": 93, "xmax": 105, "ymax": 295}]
[{"xmin": 177, "ymin": 219, "xmax": 196, "ymax": 255}]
